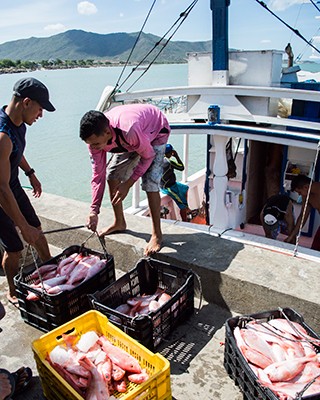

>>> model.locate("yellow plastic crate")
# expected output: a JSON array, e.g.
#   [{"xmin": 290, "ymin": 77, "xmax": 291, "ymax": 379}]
[{"xmin": 32, "ymin": 310, "xmax": 171, "ymax": 400}]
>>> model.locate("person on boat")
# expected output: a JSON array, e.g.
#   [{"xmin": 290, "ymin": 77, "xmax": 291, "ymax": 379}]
[
  {"xmin": 79, "ymin": 103, "xmax": 170, "ymax": 256},
  {"xmin": 0, "ymin": 77, "xmax": 55, "ymax": 305},
  {"xmin": 285, "ymin": 174, "xmax": 320, "ymax": 251},
  {"xmin": 160, "ymin": 144, "xmax": 190, "ymax": 222},
  {"xmin": 260, "ymin": 194, "xmax": 294, "ymax": 240},
  {"xmin": 0, "ymin": 301, "xmax": 33, "ymax": 398}
]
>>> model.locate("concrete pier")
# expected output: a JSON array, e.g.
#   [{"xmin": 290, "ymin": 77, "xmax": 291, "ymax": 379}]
[{"xmin": 1, "ymin": 190, "xmax": 319, "ymax": 399}]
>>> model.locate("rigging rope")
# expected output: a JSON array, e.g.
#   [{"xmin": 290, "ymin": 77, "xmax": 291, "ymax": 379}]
[
  {"xmin": 255, "ymin": 0, "xmax": 320, "ymax": 56},
  {"xmin": 293, "ymin": 140, "xmax": 320, "ymax": 257},
  {"xmin": 110, "ymin": 0, "xmax": 157, "ymax": 99},
  {"xmin": 116, "ymin": 0, "xmax": 198, "ymax": 93},
  {"xmin": 309, "ymin": 0, "xmax": 320, "ymax": 14},
  {"xmin": 114, "ymin": 0, "xmax": 157, "ymax": 90}
]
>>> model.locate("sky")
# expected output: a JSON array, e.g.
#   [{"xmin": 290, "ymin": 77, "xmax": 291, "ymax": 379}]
[{"xmin": 0, "ymin": 0, "xmax": 320, "ymax": 61}]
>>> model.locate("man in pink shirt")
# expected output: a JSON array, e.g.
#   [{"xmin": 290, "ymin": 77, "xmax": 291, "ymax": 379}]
[{"xmin": 80, "ymin": 104, "xmax": 170, "ymax": 256}]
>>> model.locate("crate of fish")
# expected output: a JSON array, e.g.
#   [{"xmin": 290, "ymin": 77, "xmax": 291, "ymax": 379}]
[
  {"xmin": 32, "ymin": 309, "xmax": 171, "ymax": 400},
  {"xmin": 89, "ymin": 257, "xmax": 195, "ymax": 350},
  {"xmin": 14, "ymin": 243, "xmax": 115, "ymax": 332},
  {"xmin": 224, "ymin": 307, "xmax": 320, "ymax": 400}
]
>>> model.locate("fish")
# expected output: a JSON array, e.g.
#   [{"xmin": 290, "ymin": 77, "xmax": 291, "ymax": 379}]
[
  {"xmin": 29, "ymin": 263, "xmax": 57, "ymax": 280},
  {"xmin": 47, "ymin": 284, "xmax": 76, "ymax": 294},
  {"xmin": 149, "ymin": 300, "xmax": 161, "ymax": 312},
  {"xmin": 127, "ymin": 369, "xmax": 149, "ymax": 384},
  {"xmin": 78, "ymin": 356, "xmax": 111, "ymax": 400},
  {"xmin": 83, "ymin": 260, "xmax": 106, "ymax": 282},
  {"xmin": 268, "ymin": 319, "xmax": 320, "ymax": 346},
  {"xmin": 240, "ymin": 328, "xmax": 277, "ymax": 363},
  {"xmin": 97, "ymin": 357, "xmax": 112, "ymax": 382},
  {"xmin": 98, "ymin": 336, "xmax": 142, "ymax": 373},
  {"xmin": 111, "ymin": 363, "xmax": 126, "ymax": 381},
  {"xmin": 263, "ymin": 354, "xmax": 318, "ymax": 382},
  {"xmin": 113, "ymin": 378, "xmax": 127, "ymax": 393},
  {"xmin": 242, "ymin": 346, "xmax": 273, "ymax": 369},
  {"xmin": 67, "ymin": 256, "xmax": 101, "ymax": 285}
]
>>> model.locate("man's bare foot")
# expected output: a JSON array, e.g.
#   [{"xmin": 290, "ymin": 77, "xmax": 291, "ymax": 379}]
[
  {"xmin": 144, "ymin": 235, "xmax": 162, "ymax": 256},
  {"xmin": 99, "ymin": 222, "xmax": 127, "ymax": 237},
  {"xmin": 6, "ymin": 293, "xmax": 19, "ymax": 307}
]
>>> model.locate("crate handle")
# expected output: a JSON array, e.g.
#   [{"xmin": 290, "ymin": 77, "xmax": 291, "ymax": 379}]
[
  {"xmin": 193, "ymin": 271, "xmax": 203, "ymax": 314},
  {"xmin": 43, "ymin": 225, "xmax": 87, "ymax": 234},
  {"xmin": 79, "ymin": 230, "xmax": 109, "ymax": 258},
  {"xmin": 18, "ymin": 244, "xmax": 49, "ymax": 295}
]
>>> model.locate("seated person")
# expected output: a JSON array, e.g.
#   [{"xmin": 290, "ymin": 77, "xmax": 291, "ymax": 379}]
[
  {"xmin": 285, "ymin": 174, "xmax": 320, "ymax": 251},
  {"xmin": 160, "ymin": 144, "xmax": 190, "ymax": 222},
  {"xmin": 260, "ymin": 194, "xmax": 294, "ymax": 240}
]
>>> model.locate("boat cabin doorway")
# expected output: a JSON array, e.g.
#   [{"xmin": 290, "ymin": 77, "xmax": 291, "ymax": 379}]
[{"xmin": 245, "ymin": 140, "xmax": 284, "ymax": 225}]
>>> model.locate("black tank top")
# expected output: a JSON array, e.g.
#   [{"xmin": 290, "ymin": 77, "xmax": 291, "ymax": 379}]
[{"xmin": 0, "ymin": 106, "xmax": 26, "ymax": 190}]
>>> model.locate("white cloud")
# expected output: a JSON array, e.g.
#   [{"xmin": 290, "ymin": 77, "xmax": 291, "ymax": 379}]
[
  {"xmin": 261, "ymin": 39, "xmax": 271, "ymax": 43},
  {"xmin": 312, "ymin": 36, "xmax": 320, "ymax": 43},
  {"xmin": 268, "ymin": 0, "xmax": 307, "ymax": 12},
  {"xmin": 44, "ymin": 23, "xmax": 66, "ymax": 33},
  {"xmin": 77, "ymin": 1, "xmax": 97, "ymax": 16},
  {"xmin": 120, "ymin": 13, "xmax": 124, "ymax": 18}
]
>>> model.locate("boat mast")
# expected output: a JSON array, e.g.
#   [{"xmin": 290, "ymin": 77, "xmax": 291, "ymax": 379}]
[{"xmin": 210, "ymin": 0, "xmax": 230, "ymax": 85}]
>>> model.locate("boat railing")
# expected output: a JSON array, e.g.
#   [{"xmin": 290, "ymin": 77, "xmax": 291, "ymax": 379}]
[{"xmin": 97, "ymin": 83, "xmax": 320, "ymax": 213}]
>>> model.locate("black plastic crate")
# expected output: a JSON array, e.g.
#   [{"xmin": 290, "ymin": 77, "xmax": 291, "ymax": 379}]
[
  {"xmin": 90, "ymin": 257, "xmax": 194, "ymax": 350},
  {"xmin": 224, "ymin": 308, "xmax": 320, "ymax": 400},
  {"xmin": 14, "ymin": 245, "xmax": 115, "ymax": 332}
]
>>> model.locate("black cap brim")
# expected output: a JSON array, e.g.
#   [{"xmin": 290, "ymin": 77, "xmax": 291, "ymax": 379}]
[{"xmin": 40, "ymin": 100, "xmax": 55, "ymax": 112}]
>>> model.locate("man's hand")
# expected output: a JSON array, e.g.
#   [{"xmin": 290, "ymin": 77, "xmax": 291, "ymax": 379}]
[
  {"xmin": 29, "ymin": 174, "xmax": 42, "ymax": 198},
  {"xmin": 111, "ymin": 181, "xmax": 131, "ymax": 206},
  {"xmin": 87, "ymin": 212, "xmax": 98, "ymax": 231},
  {"xmin": 20, "ymin": 225, "xmax": 42, "ymax": 246},
  {"xmin": 284, "ymin": 235, "xmax": 296, "ymax": 244}
]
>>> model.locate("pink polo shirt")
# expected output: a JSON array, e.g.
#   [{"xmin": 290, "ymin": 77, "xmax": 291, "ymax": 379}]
[{"xmin": 89, "ymin": 104, "xmax": 170, "ymax": 214}]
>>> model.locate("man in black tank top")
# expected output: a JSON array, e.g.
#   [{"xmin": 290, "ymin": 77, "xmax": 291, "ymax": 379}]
[
  {"xmin": 0, "ymin": 78, "xmax": 55, "ymax": 304},
  {"xmin": 260, "ymin": 194, "xmax": 295, "ymax": 240}
]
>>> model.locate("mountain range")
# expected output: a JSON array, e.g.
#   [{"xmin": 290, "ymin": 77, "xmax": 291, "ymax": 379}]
[{"xmin": 0, "ymin": 30, "xmax": 212, "ymax": 63}]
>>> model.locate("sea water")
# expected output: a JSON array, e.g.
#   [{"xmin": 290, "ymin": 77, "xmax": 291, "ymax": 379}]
[
  {"xmin": 0, "ymin": 64, "xmax": 206, "ymax": 209},
  {"xmin": 0, "ymin": 62, "xmax": 319, "ymax": 210}
]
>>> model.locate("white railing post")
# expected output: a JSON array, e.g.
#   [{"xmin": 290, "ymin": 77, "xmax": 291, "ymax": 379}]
[
  {"xmin": 132, "ymin": 180, "xmax": 140, "ymax": 210},
  {"xmin": 209, "ymin": 135, "xmax": 229, "ymax": 229},
  {"xmin": 182, "ymin": 133, "xmax": 189, "ymax": 183}
]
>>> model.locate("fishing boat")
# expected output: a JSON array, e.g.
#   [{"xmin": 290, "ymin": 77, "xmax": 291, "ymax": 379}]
[{"xmin": 94, "ymin": 1, "xmax": 320, "ymax": 261}]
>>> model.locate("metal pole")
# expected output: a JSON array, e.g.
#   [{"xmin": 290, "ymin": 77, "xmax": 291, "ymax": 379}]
[
  {"xmin": 210, "ymin": 0, "xmax": 230, "ymax": 85},
  {"xmin": 182, "ymin": 133, "xmax": 189, "ymax": 183}
]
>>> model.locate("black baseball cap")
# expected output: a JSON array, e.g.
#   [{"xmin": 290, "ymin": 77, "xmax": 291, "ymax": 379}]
[{"xmin": 13, "ymin": 77, "xmax": 55, "ymax": 112}]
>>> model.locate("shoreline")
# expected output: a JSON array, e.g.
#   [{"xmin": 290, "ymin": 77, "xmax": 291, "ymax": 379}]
[{"xmin": 0, "ymin": 61, "xmax": 186, "ymax": 75}]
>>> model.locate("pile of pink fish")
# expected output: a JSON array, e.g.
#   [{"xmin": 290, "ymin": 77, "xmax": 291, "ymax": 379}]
[
  {"xmin": 26, "ymin": 252, "xmax": 107, "ymax": 300},
  {"xmin": 233, "ymin": 317, "xmax": 320, "ymax": 399},
  {"xmin": 47, "ymin": 330, "xmax": 149, "ymax": 399},
  {"xmin": 113, "ymin": 288, "xmax": 172, "ymax": 318}
]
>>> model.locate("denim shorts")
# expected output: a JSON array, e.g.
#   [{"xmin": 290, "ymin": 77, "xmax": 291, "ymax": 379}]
[
  {"xmin": 0, "ymin": 185, "xmax": 41, "ymax": 252},
  {"xmin": 106, "ymin": 144, "xmax": 166, "ymax": 192}
]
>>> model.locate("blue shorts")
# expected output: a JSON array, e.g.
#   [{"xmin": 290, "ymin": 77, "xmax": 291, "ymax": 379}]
[
  {"xmin": 0, "ymin": 185, "xmax": 41, "ymax": 252},
  {"xmin": 161, "ymin": 182, "xmax": 189, "ymax": 209},
  {"xmin": 266, "ymin": 220, "xmax": 288, "ymax": 240}
]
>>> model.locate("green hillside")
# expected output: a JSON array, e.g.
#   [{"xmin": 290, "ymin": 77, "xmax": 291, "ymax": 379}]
[{"xmin": 0, "ymin": 30, "xmax": 211, "ymax": 63}]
